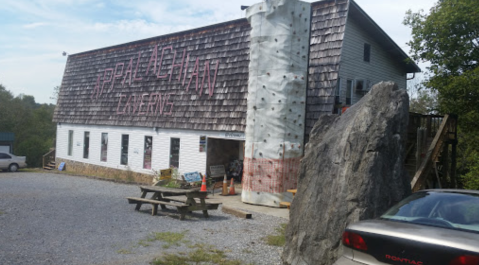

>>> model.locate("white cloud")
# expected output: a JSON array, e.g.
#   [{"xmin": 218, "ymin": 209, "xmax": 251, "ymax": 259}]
[
  {"xmin": 0, "ymin": 0, "xmax": 438, "ymax": 104},
  {"xmin": 23, "ymin": 22, "xmax": 49, "ymax": 29}
]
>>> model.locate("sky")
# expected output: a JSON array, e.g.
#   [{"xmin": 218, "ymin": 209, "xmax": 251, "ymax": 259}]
[{"xmin": 0, "ymin": 0, "xmax": 437, "ymax": 104}]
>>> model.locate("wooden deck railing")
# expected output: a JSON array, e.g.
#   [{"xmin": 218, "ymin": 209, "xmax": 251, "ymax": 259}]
[
  {"xmin": 410, "ymin": 114, "xmax": 457, "ymax": 191},
  {"xmin": 42, "ymin": 148, "xmax": 56, "ymax": 169}
]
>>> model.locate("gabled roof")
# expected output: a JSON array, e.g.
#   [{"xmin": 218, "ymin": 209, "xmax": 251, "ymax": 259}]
[
  {"xmin": 347, "ymin": 0, "xmax": 421, "ymax": 73},
  {"xmin": 0, "ymin": 132, "xmax": 14, "ymax": 142},
  {"xmin": 53, "ymin": 0, "xmax": 419, "ymax": 134}
]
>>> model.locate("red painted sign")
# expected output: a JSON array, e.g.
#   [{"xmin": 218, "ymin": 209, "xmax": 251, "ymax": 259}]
[{"xmin": 91, "ymin": 45, "xmax": 220, "ymax": 117}]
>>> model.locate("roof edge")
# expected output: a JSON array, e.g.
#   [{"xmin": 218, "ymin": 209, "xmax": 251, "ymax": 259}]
[
  {"xmin": 69, "ymin": 18, "xmax": 249, "ymax": 58},
  {"xmin": 347, "ymin": 0, "xmax": 421, "ymax": 73}
]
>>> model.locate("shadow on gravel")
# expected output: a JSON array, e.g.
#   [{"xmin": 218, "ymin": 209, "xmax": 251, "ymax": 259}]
[{"xmin": 135, "ymin": 208, "xmax": 231, "ymax": 221}]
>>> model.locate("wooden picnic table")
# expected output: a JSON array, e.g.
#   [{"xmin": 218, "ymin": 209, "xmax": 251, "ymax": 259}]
[
  {"xmin": 280, "ymin": 189, "xmax": 298, "ymax": 209},
  {"xmin": 127, "ymin": 186, "xmax": 220, "ymax": 220},
  {"xmin": 287, "ymin": 189, "xmax": 297, "ymax": 197}
]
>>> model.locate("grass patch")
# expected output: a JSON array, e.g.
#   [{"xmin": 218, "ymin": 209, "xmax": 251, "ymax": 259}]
[
  {"xmin": 265, "ymin": 223, "xmax": 287, "ymax": 247},
  {"xmin": 152, "ymin": 244, "xmax": 243, "ymax": 265},
  {"xmin": 117, "ymin": 249, "xmax": 133, "ymax": 254},
  {"xmin": 137, "ymin": 239, "xmax": 151, "ymax": 247},
  {"xmin": 0, "ymin": 211, "xmax": 4, "ymax": 216},
  {"xmin": 144, "ymin": 231, "xmax": 188, "ymax": 249}
]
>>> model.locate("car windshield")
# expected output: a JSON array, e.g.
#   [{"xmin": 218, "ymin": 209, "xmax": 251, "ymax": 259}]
[{"xmin": 381, "ymin": 191, "xmax": 479, "ymax": 233}]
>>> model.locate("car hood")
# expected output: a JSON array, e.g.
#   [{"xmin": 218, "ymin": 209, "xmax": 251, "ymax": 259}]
[{"xmin": 348, "ymin": 219, "xmax": 479, "ymax": 253}]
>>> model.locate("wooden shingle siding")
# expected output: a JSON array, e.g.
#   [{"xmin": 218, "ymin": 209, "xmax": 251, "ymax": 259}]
[
  {"xmin": 306, "ymin": 0, "xmax": 349, "ymax": 135},
  {"xmin": 53, "ymin": 0, "xmax": 413, "ymax": 140},
  {"xmin": 53, "ymin": 19, "xmax": 251, "ymax": 132}
]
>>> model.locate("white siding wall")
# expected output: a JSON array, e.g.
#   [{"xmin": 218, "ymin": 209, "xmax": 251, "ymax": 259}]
[
  {"xmin": 56, "ymin": 124, "xmax": 242, "ymax": 176},
  {"xmin": 339, "ymin": 16, "xmax": 407, "ymax": 105}
]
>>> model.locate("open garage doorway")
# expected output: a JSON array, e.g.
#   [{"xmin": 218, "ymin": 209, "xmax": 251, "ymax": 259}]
[{"xmin": 206, "ymin": 137, "xmax": 244, "ymax": 182}]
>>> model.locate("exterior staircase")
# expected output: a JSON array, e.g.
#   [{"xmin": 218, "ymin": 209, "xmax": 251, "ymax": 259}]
[
  {"xmin": 42, "ymin": 149, "xmax": 56, "ymax": 170},
  {"xmin": 405, "ymin": 113, "xmax": 458, "ymax": 191}
]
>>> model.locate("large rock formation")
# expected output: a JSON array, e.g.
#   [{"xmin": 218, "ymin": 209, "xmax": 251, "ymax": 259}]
[{"xmin": 282, "ymin": 82, "xmax": 411, "ymax": 265}]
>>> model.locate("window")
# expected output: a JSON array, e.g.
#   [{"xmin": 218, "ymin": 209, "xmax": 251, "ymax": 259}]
[
  {"xmin": 170, "ymin": 138, "xmax": 180, "ymax": 168},
  {"xmin": 68, "ymin": 130, "xmax": 74, "ymax": 156},
  {"xmin": 199, "ymin": 136, "xmax": 206, "ymax": 152},
  {"xmin": 101, "ymin": 133, "xmax": 108, "ymax": 162},
  {"xmin": 335, "ymin": 78, "xmax": 341, "ymax": 103},
  {"xmin": 121, "ymin": 135, "xmax": 129, "ymax": 165},
  {"xmin": 143, "ymin": 136, "xmax": 152, "ymax": 169},
  {"xmin": 355, "ymin": 80, "xmax": 364, "ymax": 91},
  {"xmin": 83, "ymin": 132, "xmax": 90, "ymax": 159},
  {"xmin": 381, "ymin": 191, "xmax": 479, "ymax": 233},
  {"xmin": 346, "ymin": 80, "xmax": 353, "ymax": 105},
  {"xmin": 364, "ymin": 43, "xmax": 371, "ymax": 62},
  {"xmin": 0, "ymin": 153, "xmax": 12, "ymax": 159}
]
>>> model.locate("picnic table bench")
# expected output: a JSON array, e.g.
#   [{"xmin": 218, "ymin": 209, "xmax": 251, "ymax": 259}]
[
  {"xmin": 280, "ymin": 189, "xmax": 297, "ymax": 209},
  {"xmin": 127, "ymin": 186, "xmax": 220, "ymax": 220}
]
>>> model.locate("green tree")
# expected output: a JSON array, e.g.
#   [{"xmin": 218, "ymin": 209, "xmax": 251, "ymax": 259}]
[
  {"xmin": 404, "ymin": 0, "xmax": 479, "ymax": 188},
  {"xmin": 408, "ymin": 77, "xmax": 438, "ymax": 115},
  {"xmin": 409, "ymin": 89, "xmax": 438, "ymax": 115},
  {"xmin": 50, "ymin": 85, "xmax": 60, "ymax": 103},
  {"xmin": 0, "ymin": 84, "xmax": 15, "ymax": 132},
  {"xmin": 0, "ymin": 84, "xmax": 56, "ymax": 168},
  {"xmin": 404, "ymin": 0, "xmax": 479, "ymax": 125}
]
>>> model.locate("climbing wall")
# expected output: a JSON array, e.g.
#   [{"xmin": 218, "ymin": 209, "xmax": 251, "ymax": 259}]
[{"xmin": 242, "ymin": 0, "xmax": 311, "ymax": 207}]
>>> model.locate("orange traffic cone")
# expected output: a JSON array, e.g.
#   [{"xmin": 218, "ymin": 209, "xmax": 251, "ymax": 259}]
[
  {"xmin": 222, "ymin": 175, "xmax": 228, "ymax": 195},
  {"xmin": 229, "ymin": 178, "xmax": 236, "ymax": 195},
  {"xmin": 200, "ymin": 175, "xmax": 207, "ymax": 192}
]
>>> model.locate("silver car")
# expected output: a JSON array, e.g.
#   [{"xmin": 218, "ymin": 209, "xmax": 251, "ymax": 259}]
[
  {"xmin": 334, "ymin": 189, "xmax": 479, "ymax": 265},
  {"xmin": 0, "ymin": 152, "xmax": 27, "ymax": 172}
]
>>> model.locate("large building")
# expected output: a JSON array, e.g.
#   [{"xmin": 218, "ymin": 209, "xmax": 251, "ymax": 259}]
[{"xmin": 53, "ymin": 0, "xmax": 420, "ymax": 206}]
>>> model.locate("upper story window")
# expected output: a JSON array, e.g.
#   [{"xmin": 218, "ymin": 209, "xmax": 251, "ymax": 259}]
[{"xmin": 364, "ymin": 43, "xmax": 371, "ymax": 62}]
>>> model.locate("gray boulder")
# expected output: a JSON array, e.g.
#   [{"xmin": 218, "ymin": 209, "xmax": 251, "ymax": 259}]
[{"xmin": 282, "ymin": 82, "xmax": 411, "ymax": 265}]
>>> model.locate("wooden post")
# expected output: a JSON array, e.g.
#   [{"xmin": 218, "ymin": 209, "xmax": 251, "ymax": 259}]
[
  {"xmin": 426, "ymin": 116, "xmax": 434, "ymax": 138},
  {"xmin": 442, "ymin": 142, "xmax": 449, "ymax": 187},
  {"xmin": 451, "ymin": 139, "xmax": 458, "ymax": 188}
]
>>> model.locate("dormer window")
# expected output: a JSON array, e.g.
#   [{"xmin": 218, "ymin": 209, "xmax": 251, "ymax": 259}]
[{"xmin": 364, "ymin": 43, "xmax": 371, "ymax": 62}]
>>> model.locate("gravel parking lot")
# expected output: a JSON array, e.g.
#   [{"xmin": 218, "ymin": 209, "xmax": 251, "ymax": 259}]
[{"xmin": 0, "ymin": 172, "xmax": 286, "ymax": 265}]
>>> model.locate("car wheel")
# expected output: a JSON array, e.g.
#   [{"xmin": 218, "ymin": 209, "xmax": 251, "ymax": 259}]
[{"xmin": 9, "ymin": 164, "xmax": 18, "ymax": 172}]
